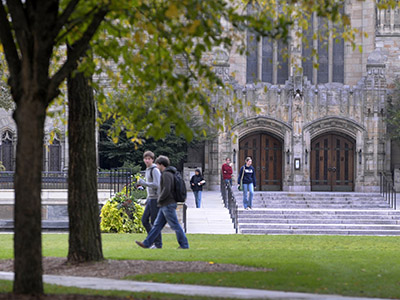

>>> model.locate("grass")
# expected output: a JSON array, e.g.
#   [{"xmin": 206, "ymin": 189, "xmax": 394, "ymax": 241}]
[{"xmin": 0, "ymin": 233, "xmax": 400, "ymax": 298}]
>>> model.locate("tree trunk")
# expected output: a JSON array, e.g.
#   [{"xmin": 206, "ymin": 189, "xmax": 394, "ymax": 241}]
[
  {"xmin": 13, "ymin": 98, "xmax": 47, "ymax": 294},
  {"xmin": 67, "ymin": 52, "xmax": 103, "ymax": 262}
]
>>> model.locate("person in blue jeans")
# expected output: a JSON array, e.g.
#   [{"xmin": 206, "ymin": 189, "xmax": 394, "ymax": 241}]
[
  {"xmin": 137, "ymin": 150, "xmax": 162, "ymax": 248},
  {"xmin": 136, "ymin": 155, "xmax": 189, "ymax": 249},
  {"xmin": 190, "ymin": 168, "xmax": 206, "ymax": 208},
  {"xmin": 238, "ymin": 157, "xmax": 256, "ymax": 210}
]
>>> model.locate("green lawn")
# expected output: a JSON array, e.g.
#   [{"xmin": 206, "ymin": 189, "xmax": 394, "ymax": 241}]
[{"xmin": 0, "ymin": 233, "xmax": 400, "ymax": 299}]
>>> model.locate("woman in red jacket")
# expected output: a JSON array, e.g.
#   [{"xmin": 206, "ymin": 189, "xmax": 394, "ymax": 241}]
[{"xmin": 222, "ymin": 157, "xmax": 233, "ymax": 186}]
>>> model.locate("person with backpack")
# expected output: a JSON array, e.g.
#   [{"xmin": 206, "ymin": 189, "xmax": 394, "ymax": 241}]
[
  {"xmin": 137, "ymin": 150, "xmax": 162, "ymax": 249},
  {"xmin": 136, "ymin": 155, "xmax": 189, "ymax": 249},
  {"xmin": 190, "ymin": 168, "xmax": 205, "ymax": 208},
  {"xmin": 238, "ymin": 157, "xmax": 256, "ymax": 210}
]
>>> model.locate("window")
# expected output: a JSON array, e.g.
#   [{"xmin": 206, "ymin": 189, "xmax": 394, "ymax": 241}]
[
  {"xmin": 0, "ymin": 131, "xmax": 14, "ymax": 171},
  {"xmin": 301, "ymin": 11, "xmax": 344, "ymax": 84},
  {"xmin": 49, "ymin": 138, "xmax": 61, "ymax": 172}
]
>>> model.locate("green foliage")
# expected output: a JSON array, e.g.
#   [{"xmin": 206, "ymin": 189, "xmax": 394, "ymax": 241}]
[
  {"xmin": 100, "ymin": 191, "xmax": 146, "ymax": 233},
  {"xmin": 0, "ymin": 57, "xmax": 13, "ymax": 111},
  {"xmin": 90, "ymin": 0, "xmax": 357, "ymax": 145},
  {"xmin": 99, "ymin": 115, "xmax": 210, "ymax": 170}
]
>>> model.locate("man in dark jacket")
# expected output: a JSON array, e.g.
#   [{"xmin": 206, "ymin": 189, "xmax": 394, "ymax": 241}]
[{"xmin": 136, "ymin": 155, "xmax": 189, "ymax": 249}]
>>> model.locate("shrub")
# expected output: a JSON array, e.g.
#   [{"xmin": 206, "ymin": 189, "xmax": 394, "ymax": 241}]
[{"xmin": 100, "ymin": 192, "xmax": 145, "ymax": 233}]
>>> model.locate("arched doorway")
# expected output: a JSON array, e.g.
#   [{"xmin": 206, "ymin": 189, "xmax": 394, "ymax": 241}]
[
  {"xmin": 239, "ymin": 132, "xmax": 283, "ymax": 191},
  {"xmin": 311, "ymin": 133, "xmax": 355, "ymax": 191}
]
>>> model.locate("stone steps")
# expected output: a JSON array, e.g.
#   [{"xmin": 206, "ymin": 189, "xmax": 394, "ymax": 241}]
[{"xmin": 234, "ymin": 192, "xmax": 399, "ymax": 235}]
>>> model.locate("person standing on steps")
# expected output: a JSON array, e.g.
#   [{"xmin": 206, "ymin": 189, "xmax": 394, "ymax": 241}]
[
  {"xmin": 190, "ymin": 168, "xmax": 206, "ymax": 208},
  {"xmin": 238, "ymin": 157, "xmax": 256, "ymax": 210},
  {"xmin": 137, "ymin": 151, "xmax": 162, "ymax": 249},
  {"xmin": 135, "ymin": 155, "xmax": 189, "ymax": 249},
  {"xmin": 222, "ymin": 157, "xmax": 233, "ymax": 187}
]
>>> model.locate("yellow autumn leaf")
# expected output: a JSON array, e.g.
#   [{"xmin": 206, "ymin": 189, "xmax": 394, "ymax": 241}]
[
  {"xmin": 187, "ymin": 20, "xmax": 201, "ymax": 34},
  {"xmin": 165, "ymin": 4, "xmax": 179, "ymax": 19}
]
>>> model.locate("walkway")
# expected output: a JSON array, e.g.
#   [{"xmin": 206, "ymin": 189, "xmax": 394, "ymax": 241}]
[
  {"xmin": 185, "ymin": 190, "xmax": 235, "ymax": 234},
  {"xmin": 0, "ymin": 272, "xmax": 391, "ymax": 300}
]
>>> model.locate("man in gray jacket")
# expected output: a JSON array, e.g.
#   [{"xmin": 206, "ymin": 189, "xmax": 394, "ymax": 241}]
[
  {"xmin": 137, "ymin": 151, "xmax": 162, "ymax": 248},
  {"xmin": 136, "ymin": 155, "xmax": 189, "ymax": 249}
]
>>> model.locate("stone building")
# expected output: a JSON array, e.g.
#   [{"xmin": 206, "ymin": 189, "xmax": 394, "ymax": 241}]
[
  {"xmin": 190, "ymin": 0, "xmax": 400, "ymax": 192},
  {"xmin": 0, "ymin": 107, "xmax": 67, "ymax": 172},
  {"xmin": 0, "ymin": 1, "xmax": 399, "ymax": 195}
]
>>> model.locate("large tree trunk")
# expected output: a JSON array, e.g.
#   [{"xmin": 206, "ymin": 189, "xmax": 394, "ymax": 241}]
[
  {"xmin": 67, "ymin": 51, "xmax": 103, "ymax": 262},
  {"xmin": 13, "ymin": 98, "xmax": 47, "ymax": 294}
]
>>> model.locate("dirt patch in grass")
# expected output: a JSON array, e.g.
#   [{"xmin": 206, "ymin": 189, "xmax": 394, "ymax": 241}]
[{"xmin": 0, "ymin": 257, "xmax": 270, "ymax": 299}]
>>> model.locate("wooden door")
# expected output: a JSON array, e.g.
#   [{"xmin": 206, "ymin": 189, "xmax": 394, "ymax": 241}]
[
  {"xmin": 311, "ymin": 134, "xmax": 354, "ymax": 191},
  {"xmin": 239, "ymin": 133, "xmax": 282, "ymax": 191}
]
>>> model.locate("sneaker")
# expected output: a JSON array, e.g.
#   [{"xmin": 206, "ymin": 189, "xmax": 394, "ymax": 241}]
[
  {"xmin": 149, "ymin": 244, "xmax": 157, "ymax": 249},
  {"xmin": 248, "ymin": 207, "xmax": 252, "ymax": 210}
]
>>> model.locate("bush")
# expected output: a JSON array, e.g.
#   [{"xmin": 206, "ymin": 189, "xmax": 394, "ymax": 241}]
[{"xmin": 100, "ymin": 192, "xmax": 146, "ymax": 233}]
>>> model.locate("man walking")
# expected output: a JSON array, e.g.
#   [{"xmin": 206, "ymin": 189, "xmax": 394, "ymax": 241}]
[
  {"xmin": 137, "ymin": 150, "xmax": 162, "ymax": 249},
  {"xmin": 136, "ymin": 155, "xmax": 189, "ymax": 249}
]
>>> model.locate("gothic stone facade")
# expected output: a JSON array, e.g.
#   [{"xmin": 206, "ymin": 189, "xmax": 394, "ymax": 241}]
[{"xmin": 199, "ymin": 0, "xmax": 400, "ymax": 192}]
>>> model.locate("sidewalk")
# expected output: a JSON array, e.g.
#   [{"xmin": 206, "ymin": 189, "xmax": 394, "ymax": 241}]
[
  {"xmin": 185, "ymin": 190, "xmax": 235, "ymax": 234},
  {"xmin": 0, "ymin": 272, "xmax": 391, "ymax": 300}
]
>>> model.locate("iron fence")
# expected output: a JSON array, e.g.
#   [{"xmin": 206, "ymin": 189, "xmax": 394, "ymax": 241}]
[
  {"xmin": 220, "ymin": 178, "xmax": 238, "ymax": 233},
  {"xmin": 380, "ymin": 172, "xmax": 397, "ymax": 210},
  {"xmin": 0, "ymin": 169, "xmax": 134, "ymax": 198}
]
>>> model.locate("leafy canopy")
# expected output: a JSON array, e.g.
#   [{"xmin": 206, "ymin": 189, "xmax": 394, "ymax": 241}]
[{"xmin": 81, "ymin": 0, "xmax": 358, "ymax": 143}]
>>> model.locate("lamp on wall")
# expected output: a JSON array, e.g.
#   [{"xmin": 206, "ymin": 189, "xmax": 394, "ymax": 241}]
[
  {"xmin": 305, "ymin": 149, "xmax": 308, "ymax": 165},
  {"xmin": 233, "ymin": 149, "xmax": 236, "ymax": 164},
  {"xmin": 358, "ymin": 149, "xmax": 362, "ymax": 165},
  {"xmin": 286, "ymin": 149, "xmax": 290, "ymax": 164}
]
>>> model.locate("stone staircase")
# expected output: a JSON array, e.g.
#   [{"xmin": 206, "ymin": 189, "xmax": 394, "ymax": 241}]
[{"xmin": 234, "ymin": 192, "xmax": 400, "ymax": 235}]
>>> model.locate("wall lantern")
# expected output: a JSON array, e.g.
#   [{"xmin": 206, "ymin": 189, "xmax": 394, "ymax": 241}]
[
  {"xmin": 358, "ymin": 149, "xmax": 362, "ymax": 165},
  {"xmin": 233, "ymin": 149, "xmax": 236, "ymax": 164},
  {"xmin": 286, "ymin": 149, "xmax": 290, "ymax": 164},
  {"xmin": 305, "ymin": 149, "xmax": 308, "ymax": 165}
]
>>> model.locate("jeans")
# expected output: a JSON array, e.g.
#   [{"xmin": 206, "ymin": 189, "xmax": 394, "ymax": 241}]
[
  {"xmin": 193, "ymin": 190, "xmax": 202, "ymax": 208},
  {"xmin": 143, "ymin": 203, "xmax": 189, "ymax": 249},
  {"xmin": 141, "ymin": 198, "xmax": 162, "ymax": 248},
  {"xmin": 224, "ymin": 179, "xmax": 232, "ymax": 187},
  {"xmin": 243, "ymin": 183, "xmax": 254, "ymax": 209}
]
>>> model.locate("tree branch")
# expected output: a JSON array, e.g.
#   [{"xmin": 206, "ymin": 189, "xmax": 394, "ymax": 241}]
[
  {"xmin": 54, "ymin": 0, "xmax": 81, "ymax": 37},
  {"xmin": 0, "ymin": 2, "xmax": 21, "ymax": 101},
  {"xmin": 47, "ymin": 6, "xmax": 109, "ymax": 104},
  {"xmin": 6, "ymin": 0, "xmax": 33, "ymax": 61}
]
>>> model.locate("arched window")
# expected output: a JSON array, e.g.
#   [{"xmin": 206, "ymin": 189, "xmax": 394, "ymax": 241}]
[{"xmin": 1, "ymin": 131, "xmax": 14, "ymax": 171}]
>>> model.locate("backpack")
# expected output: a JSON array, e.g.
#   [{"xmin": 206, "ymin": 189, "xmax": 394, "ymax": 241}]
[
  {"xmin": 168, "ymin": 169, "xmax": 187, "ymax": 202},
  {"xmin": 149, "ymin": 166, "xmax": 156, "ymax": 181}
]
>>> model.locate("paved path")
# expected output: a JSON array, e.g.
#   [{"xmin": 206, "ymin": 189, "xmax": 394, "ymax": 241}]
[
  {"xmin": 185, "ymin": 190, "xmax": 235, "ymax": 234},
  {"xmin": 0, "ymin": 272, "xmax": 391, "ymax": 300}
]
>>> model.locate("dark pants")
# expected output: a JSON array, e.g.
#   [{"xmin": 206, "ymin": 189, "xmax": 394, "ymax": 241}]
[{"xmin": 141, "ymin": 198, "xmax": 162, "ymax": 248}]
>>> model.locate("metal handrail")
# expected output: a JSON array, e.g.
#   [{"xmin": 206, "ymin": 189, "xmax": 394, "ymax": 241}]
[
  {"xmin": 220, "ymin": 178, "xmax": 238, "ymax": 233},
  {"xmin": 380, "ymin": 172, "xmax": 397, "ymax": 210}
]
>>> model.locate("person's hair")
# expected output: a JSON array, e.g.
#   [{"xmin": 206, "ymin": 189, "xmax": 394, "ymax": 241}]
[
  {"xmin": 155, "ymin": 155, "xmax": 170, "ymax": 167},
  {"xmin": 195, "ymin": 168, "xmax": 202, "ymax": 175},
  {"xmin": 143, "ymin": 150, "xmax": 155, "ymax": 160},
  {"xmin": 245, "ymin": 157, "xmax": 252, "ymax": 162},
  {"xmin": 226, "ymin": 157, "xmax": 231, "ymax": 161}
]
